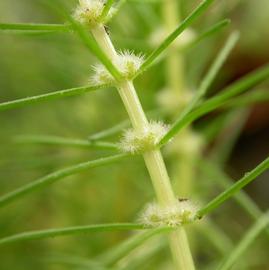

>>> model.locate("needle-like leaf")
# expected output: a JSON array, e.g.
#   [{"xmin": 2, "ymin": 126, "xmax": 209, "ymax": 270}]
[
  {"xmin": 179, "ymin": 19, "xmax": 230, "ymax": 52},
  {"xmin": 100, "ymin": 227, "xmax": 171, "ymax": 266},
  {"xmin": 0, "ymin": 84, "xmax": 107, "ymax": 112},
  {"xmin": 100, "ymin": 0, "xmax": 116, "ymax": 22},
  {"xmin": 43, "ymin": 0, "xmax": 122, "ymax": 80},
  {"xmin": 0, "ymin": 223, "xmax": 145, "ymax": 246},
  {"xmin": 0, "ymin": 154, "xmax": 129, "ymax": 208},
  {"xmin": 160, "ymin": 64, "xmax": 269, "ymax": 145},
  {"xmin": 138, "ymin": 0, "xmax": 217, "ymax": 75},
  {"xmin": 196, "ymin": 156, "xmax": 269, "ymax": 218},
  {"xmin": 159, "ymin": 31, "xmax": 240, "ymax": 145},
  {"xmin": 14, "ymin": 135, "xmax": 118, "ymax": 150},
  {"xmin": 217, "ymin": 212, "xmax": 269, "ymax": 270}
]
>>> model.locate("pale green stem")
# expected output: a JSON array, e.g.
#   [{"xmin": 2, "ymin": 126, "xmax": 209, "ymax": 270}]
[
  {"xmin": 162, "ymin": 0, "xmax": 198, "ymax": 263},
  {"xmin": 143, "ymin": 150, "xmax": 175, "ymax": 206},
  {"xmin": 162, "ymin": 0, "xmax": 197, "ymax": 197},
  {"xmin": 162, "ymin": 0, "xmax": 184, "ymax": 96},
  {"xmin": 91, "ymin": 24, "xmax": 195, "ymax": 270},
  {"xmin": 169, "ymin": 227, "xmax": 195, "ymax": 270}
]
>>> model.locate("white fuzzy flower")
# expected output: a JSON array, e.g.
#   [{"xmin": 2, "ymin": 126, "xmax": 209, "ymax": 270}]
[
  {"xmin": 90, "ymin": 64, "xmax": 114, "ymax": 85},
  {"xmin": 140, "ymin": 200, "xmax": 197, "ymax": 228},
  {"xmin": 119, "ymin": 121, "xmax": 169, "ymax": 154},
  {"xmin": 90, "ymin": 51, "xmax": 144, "ymax": 84},
  {"xmin": 73, "ymin": 0, "xmax": 115, "ymax": 26},
  {"xmin": 116, "ymin": 51, "xmax": 144, "ymax": 79}
]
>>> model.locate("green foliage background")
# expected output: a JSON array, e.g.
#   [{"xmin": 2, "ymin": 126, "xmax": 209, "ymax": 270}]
[{"xmin": 0, "ymin": 0, "xmax": 268, "ymax": 269}]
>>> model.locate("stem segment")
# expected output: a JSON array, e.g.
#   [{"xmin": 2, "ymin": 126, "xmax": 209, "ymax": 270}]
[{"xmin": 91, "ymin": 24, "xmax": 195, "ymax": 269}]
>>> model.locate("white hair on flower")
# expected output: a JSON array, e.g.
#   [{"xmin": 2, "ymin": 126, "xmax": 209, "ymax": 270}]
[
  {"xmin": 73, "ymin": 0, "xmax": 115, "ymax": 26},
  {"xmin": 119, "ymin": 121, "xmax": 169, "ymax": 154},
  {"xmin": 140, "ymin": 200, "xmax": 198, "ymax": 228},
  {"xmin": 90, "ymin": 51, "xmax": 144, "ymax": 85},
  {"xmin": 90, "ymin": 64, "xmax": 114, "ymax": 85},
  {"xmin": 116, "ymin": 51, "xmax": 145, "ymax": 78}
]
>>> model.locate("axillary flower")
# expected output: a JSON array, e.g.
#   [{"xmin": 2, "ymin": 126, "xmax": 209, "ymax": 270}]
[
  {"xmin": 91, "ymin": 51, "xmax": 145, "ymax": 84},
  {"xmin": 73, "ymin": 0, "xmax": 115, "ymax": 26},
  {"xmin": 119, "ymin": 121, "xmax": 169, "ymax": 154},
  {"xmin": 140, "ymin": 200, "xmax": 198, "ymax": 228}
]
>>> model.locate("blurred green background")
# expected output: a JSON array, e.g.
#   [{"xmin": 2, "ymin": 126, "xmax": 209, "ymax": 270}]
[{"xmin": 0, "ymin": 0, "xmax": 268, "ymax": 269}]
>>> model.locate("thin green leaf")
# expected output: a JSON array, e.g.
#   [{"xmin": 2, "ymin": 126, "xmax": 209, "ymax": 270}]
[
  {"xmin": 179, "ymin": 19, "xmax": 231, "ymax": 52},
  {"xmin": 160, "ymin": 64, "xmax": 269, "ymax": 145},
  {"xmin": 100, "ymin": 0, "xmax": 116, "ymax": 22},
  {"xmin": 88, "ymin": 109, "xmax": 163, "ymax": 141},
  {"xmin": 210, "ymin": 108, "xmax": 249, "ymax": 165},
  {"xmin": 14, "ymin": 135, "xmax": 118, "ymax": 150},
  {"xmin": 108, "ymin": 0, "xmax": 127, "ymax": 21},
  {"xmin": 140, "ymin": 19, "xmax": 230, "ymax": 72},
  {"xmin": 217, "ymin": 212, "xmax": 269, "ymax": 270},
  {"xmin": 200, "ymin": 219, "xmax": 234, "ymax": 255},
  {"xmin": 159, "ymin": 31, "xmax": 240, "ymax": 146},
  {"xmin": 0, "ymin": 154, "xmax": 129, "ymax": 208},
  {"xmin": 138, "ymin": 0, "xmax": 217, "ymax": 74},
  {"xmin": 196, "ymin": 156, "xmax": 269, "ymax": 218},
  {"xmin": 43, "ymin": 0, "xmax": 122, "ymax": 80},
  {"xmin": 45, "ymin": 255, "xmax": 112, "ymax": 270},
  {"xmin": 0, "ymin": 84, "xmax": 107, "ymax": 112},
  {"xmin": 198, "ymin": 158, "xmax": 269, "ymax": 239},
  {"xmin": 100, "ymin": 228, "xmax": 171, "ymax": 266},
  {"xmin": 119, "ymin": 237, "xmax": 167, "ymax": 270},
  {"xmin": 199, "ymin": 159, "xmax": 263, "ymax": 221},
  {"xmin": 88, "ymin": 120, "xmax": 130, "ymax": 141},
  {"xmin": 0, "ymin": 23, "xmax": 70, "ymax": 32},
  {"xmin": 0, "ymin": 223, "xmax": 144, "ymax": 246},
  {"xmin": 71, "ymin": 22, "xmax": 121, "ymax": 81},
  {"xmin": 223, "ymin": 89, "xmax": 269, "ymax": 108}
]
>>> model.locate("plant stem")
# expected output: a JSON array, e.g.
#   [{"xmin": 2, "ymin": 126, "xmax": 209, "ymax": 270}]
[
  {"xmin": 162, "ymin": 0, "xmax": 185, "ymax": 96},
  {"xmin": 162, "ymin": 0, "xmax": 196, "ymax": 199},
  {"xmin": 162, "ymin": 1, "xmax": 198, "ymax": 266},
  {"xmin": 169, "ymin": 227, "xmax": 196, "ymax": 270},
  {"xmin": 91, "ymin": 24, "xmax": 195, "ymax": 270},
  {"xmin": 0, "ymin": 223, "xmax": 145, "ymax": 246},
  {"xmin": 143, "ymin": 150, "xmax": 176, "ymax": 206}
]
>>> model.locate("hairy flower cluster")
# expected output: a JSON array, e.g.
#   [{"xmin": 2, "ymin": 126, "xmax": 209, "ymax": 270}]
[
  {"xmin": 73, "ymin": 0, "xmax": 114, "ymax": 26},
  {"xmin": 91, "ymin": 51, "xmax": 144, "ymax": 84},
  {"xmin": 117, "ymin": 51, "xmax": 144, "ymax": 79},
  {"xmin": 119, "ymin": 121, "xmax": 169, "ymax": 154},
  {"xmin": 91, "ymin": 64, "xmax": 114, "ymax": 85},
  {"xmin": 140, "ymin": 200, "xmax": 197, "ymax": 228}
]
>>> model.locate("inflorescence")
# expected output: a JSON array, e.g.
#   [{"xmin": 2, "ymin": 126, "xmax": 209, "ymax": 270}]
[
  {"xmin": 90, "ymin": 51, "xmax": 144, "ymax": 85},
  {"xmin": 119, "ymin": 121, "xmax": 169, "ymax": 154},
  {"xmin": 140, "ymin": 199, "xmax": 198, "ymax": 228},
  {"xmin": 73, "ymin": 0, "xmax": 115, "ymax": 26}
]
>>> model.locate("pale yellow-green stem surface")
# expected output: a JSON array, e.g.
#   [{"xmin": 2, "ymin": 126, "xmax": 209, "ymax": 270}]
[
  {"xmin": 91, "ymin": 24, "xmax": 195, "ymax": 270},
  {"xmin": 162, "ymin": 1, "xmax": 199, "ymax": 267},
  {"xmin": 162, "ymin": 0, "xmax": 185, "ymax": 96},
  {"xmin": 162, "ymin": 0, "xmax": 199, "ymax": 199}
]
